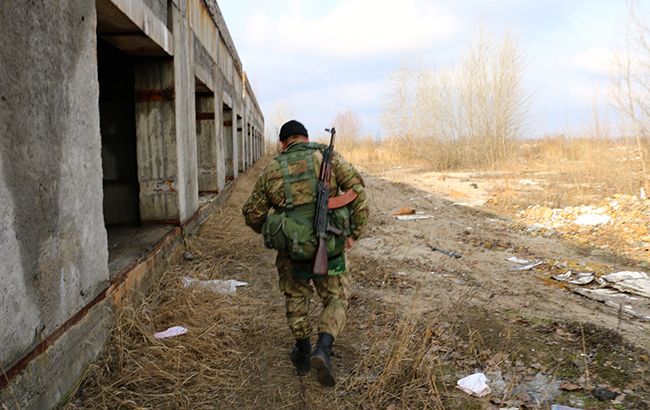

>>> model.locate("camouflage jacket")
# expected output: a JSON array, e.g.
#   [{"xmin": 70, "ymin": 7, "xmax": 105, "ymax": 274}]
[{"xmin": 242, "ymin": 141, "xmax": 368, "ymax": 240}]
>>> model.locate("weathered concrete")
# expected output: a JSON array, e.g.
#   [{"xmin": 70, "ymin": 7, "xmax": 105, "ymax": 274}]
[
  {"xmin": 0, "ymin": 0, "xmax": 264, "ymax": 407},
  {"xmin": 134, "ymin": 59, "xmax": 181, "ymax": 222},
  {"xmin": 0, "ymin": 0, "xmax": 109, "ymax": 370}
]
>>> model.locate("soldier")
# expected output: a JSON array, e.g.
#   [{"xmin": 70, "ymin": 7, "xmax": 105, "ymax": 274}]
[{"xmin": 242, "ymin": 120, "xmax": 368, "ymax": 386}]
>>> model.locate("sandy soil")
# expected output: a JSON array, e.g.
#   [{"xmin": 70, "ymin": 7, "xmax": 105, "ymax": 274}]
[{"xmin": 66, "ymin": 159, "xmax": 650, "ymax": 409}]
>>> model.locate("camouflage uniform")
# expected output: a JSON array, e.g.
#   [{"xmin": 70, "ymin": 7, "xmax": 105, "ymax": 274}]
[{"xmin": 243, "ymin": 141, "xmax": 368, "ymax": 339}]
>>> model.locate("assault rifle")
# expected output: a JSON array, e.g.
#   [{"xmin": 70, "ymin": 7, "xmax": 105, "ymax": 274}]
[{"xmin": 312, "ymin": 127, "xmax": 358, "ymax": 275}]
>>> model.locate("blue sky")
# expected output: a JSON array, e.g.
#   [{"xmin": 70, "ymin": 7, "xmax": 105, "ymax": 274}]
[{"xmin": 219, "ymin": 0, "xmax": 629, "ymax": 139}]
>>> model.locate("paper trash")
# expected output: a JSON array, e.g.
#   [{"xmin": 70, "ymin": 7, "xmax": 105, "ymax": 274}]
[
  {"xmin": 510, "ymin": 261, "xmax": 543, "ymax": 271},
  {"xmin": 154, "ymin": 326, "xmax": 188, "ymax": 339},
  {"xmin": 395, "ymin": 214, "xmax": 432, "ymax": 221},
  {"xmin": 601, "ymin": 271, "xmax": 650, "ymax": 298},
  {"xmin": 182, "ymin": 276, "xmax": 249, "ymax": 294},
  {"xmin": 507, "ymin": 256, "xmax": 531, "ymax": 265},
  {"xmin": 457, "ymin": 372, "xmax": 491, "ymax": 397}
]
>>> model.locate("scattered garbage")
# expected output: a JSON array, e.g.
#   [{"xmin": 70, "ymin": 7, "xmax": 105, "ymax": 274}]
[
  {"xmin": 591, "ymin": 386, "xmax": 618, "ymax": 401},
  {"xmin": 552, "ymin": 271, "xmax": 595, "ymax": 285},
  {"xmin": 510, "ymin": 261, "xmax": 543, "ymax": 271},
  {"xmin": 517, "ymin": 194, "xmax": 649, "ymax": 261},
  {"xmin": 392, "ymin": 207, "xmax": 416, "ymax": 216},
  {"xmin": 574, "ymin": 213, "xmax": 611, "ymax": 226},
  {"xmin": 519, "ymin": 179, "xmax": 540, "ymax": 186},
  {"xmin": 506, "ymin": 256, "xmax": 531, "ymax": 265},
  {"xmin": 154, "ymin": 326, "xmax": 188, "ymax": 339},
  {"xmin": 550, "ymin": 405, "xmax": 582, "ymax": 410},
  {"xmin": 395, "ymin": 214, "xmax": 432, "ymax": 221},
  {"xmin": 182, "ymin": 276, "xmax": 248, "ymax": 294},
  {"xmin": 573, "ymin": 288, "xmax": 650, "ymax": 320},
  {"xmin": 601, "ymin": 271, "xmax": 650, "ymax": 298},
  {"xmin": 431, "ymin": 246, "xmax": 462, "ymax": 259},
  {"xmin": 457, "ymin": 372, "xmax": 491, "ymax": 397},
  {"xmin": 512, "ymin": 372, "xmax": 561, "ymax": 405}
]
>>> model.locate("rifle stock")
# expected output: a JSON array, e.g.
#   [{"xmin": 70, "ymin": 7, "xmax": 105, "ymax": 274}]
[{"xmin": 312, "ymin": 237, "xmax": 329, "ymax": 275}]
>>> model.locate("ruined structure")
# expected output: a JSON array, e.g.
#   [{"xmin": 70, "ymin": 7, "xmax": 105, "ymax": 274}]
[{"xmin": 0, "ymin": 1, "xmax": 264, "ymax": 408}]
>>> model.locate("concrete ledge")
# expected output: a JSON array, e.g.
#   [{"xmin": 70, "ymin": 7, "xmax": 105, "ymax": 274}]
[
  {"xmin": 0, "ymin": 186, "xmax": 236, "ymax": 410},
  {"xmin": 106, "ymin": 0, "xmax": 174, "ymax": 56}
]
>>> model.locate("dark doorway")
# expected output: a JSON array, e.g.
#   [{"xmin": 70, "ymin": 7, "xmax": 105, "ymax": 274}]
[{"xmin": 98, "ymin": 39, "xmax": 140, "ymax": 227}]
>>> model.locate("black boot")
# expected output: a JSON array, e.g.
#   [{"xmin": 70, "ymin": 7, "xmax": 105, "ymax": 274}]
[
  {"xmin": 310, "ymin": 332, "xmax": 336, "ymax": 386},
  {"xmin": 290, "ymin": 338, "xmax": 312, "ymax": 375}
]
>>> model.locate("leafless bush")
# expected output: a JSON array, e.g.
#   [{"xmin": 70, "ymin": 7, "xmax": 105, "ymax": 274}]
[
  {"xmin": 379, "ymin": 32, "xmax": 531, "ymax": 169},
  {"xmin": 613, "ymin": 0, "xmax": 650, "ymax": 191}
]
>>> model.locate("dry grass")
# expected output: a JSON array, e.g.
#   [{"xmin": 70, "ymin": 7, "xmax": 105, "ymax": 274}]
[
  {"xmin": 340, "ymin": 135, "xmax": 649, "ymax": 206},
  {"xmin": 62, "ymin": 158, "xmax": 650, "ymax": 409}
]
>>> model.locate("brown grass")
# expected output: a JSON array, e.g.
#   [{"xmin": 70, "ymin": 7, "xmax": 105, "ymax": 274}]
[{"xmin": 339, "ymin": 135, "xmax": 649, "ymax": 206}]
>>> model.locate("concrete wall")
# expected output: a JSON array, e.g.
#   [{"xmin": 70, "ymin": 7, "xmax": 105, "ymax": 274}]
[
  {"xmin": 0, "ymin": 0, "xmax": 110, "ymax": 372},
  {"xmin": 0, "ymin": 0, "xmax": 264, "ymax": 408}
]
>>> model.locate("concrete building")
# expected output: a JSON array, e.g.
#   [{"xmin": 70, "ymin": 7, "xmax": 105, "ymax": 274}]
[{"xmin": 0, "ymin": 1, "xmax": 264, "ymax": 408}]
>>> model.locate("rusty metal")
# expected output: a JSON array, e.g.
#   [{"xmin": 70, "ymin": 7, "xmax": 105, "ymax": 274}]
[{"xmin": 135, "ymin": 88, "xmax": 175, "ymax": 102}]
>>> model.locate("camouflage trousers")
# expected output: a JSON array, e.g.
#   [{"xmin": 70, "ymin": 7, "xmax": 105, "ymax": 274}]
[{"xmin": 276, "ymin": 253, "xmax": 351, "ymax": 339}]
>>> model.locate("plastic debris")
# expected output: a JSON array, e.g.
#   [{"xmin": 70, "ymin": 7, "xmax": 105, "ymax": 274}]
[
  {"xmin": 507, "ymin": 256, "xmax": 531, "ymax": 265},
  {"xmin": 574, "ymin": 213, "xmax": 611, "ymax": 226},
  {"xmin": 519, "ymin": 179, "xmax": 540, "ymax": 186},
  {"xmin": 457, "ymin": 372, "xmax": 491, "ymax": 397},
  {"xmin": 512, "ymin": 372, "xmax": 561, "ymax": 405},
  {"xmin": 431, "ymin": 246, "xmax": 462, "ymax": 259},
  {"xmin": 182, "ymin": 276, "xmax": 248, "ymax": 294},
  {"xmin": 552, "ymin": 271, "xmax": 595, "ymax": 285},
  {"xmin": 591, "ymin": 387, "xmax": 618, "ymax": 401},
  {"xmin": 154, "ymin": 326, "xmax": 188, "ymax": 339},
  {"xmin": 510, "ymin": 261, "xmax": 543, "ymax": 271},
  {"xmin": 573, "ymin": 288, "xmax": 650, "ymax": 320},
  {"xmin": 395, "ymin": 214, "xmax": 432, "ymax": 221},
  {"xmin": 551, "ymin": 405, "xmax": 582, "ymax": 410},
  {"xmin": 601, "ymin": 271, "xmax": 650, "ymax": 298}
]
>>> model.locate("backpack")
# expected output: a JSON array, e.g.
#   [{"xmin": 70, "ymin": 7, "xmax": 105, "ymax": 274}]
[{"xmin": 262, "ymin": 143, "xmax": 353, "ymax": 262}]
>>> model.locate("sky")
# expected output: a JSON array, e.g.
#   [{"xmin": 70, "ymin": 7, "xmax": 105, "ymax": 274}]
[{"xmin": 219, "ymin": 0, "xmax": 631, "ymax": 139}]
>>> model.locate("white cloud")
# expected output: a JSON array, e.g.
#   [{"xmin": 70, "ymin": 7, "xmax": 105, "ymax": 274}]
[
  {"xmin": 244, "ymin": 0, "xmax": 458, "ymax": 58},
  {"xmin": 571, "ymin": 47, "xmax": 616, "ymax": 76}
]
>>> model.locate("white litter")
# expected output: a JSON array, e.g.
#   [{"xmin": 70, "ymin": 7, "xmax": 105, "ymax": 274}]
[
  {"xmin": 601, "ymin": 271, "xmax": 650, "ymax": 298},
  {"xmin": 182, "ymin": 276, "xmax": 249, "ymax": 294},
  {"xmin": 574, "ymin": 213, "xmax": 611, "ymax": 226},
  {"xmin": 395, "ymin": 214, "xmax": 432, "ymax": 221},
  {"xmin": 457, "ymin": 372, "xmax": 491, "ymax": 397},
  {"xmin": 154, "ymin": 326, "xmax": 188, "ymax": 339},
  {"xmin": 507, "ymin": 256, "xmax": 531, "ymax": 265},
  {"xmin": 552, "ymin": 271, "xmax": 595, "ymax": 285},
  {"xmin": 510, "ymin": 261, "xmax": 543, "ymax": 271},
  {"xmin": 519, "ymin": 179, "xmax": 540, "ymax": 186}
]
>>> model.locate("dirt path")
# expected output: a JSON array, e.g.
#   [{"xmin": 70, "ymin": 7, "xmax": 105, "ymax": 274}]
[{"xmin": 67, "ymin": 159, "xmax": 650, "ymax": 409}]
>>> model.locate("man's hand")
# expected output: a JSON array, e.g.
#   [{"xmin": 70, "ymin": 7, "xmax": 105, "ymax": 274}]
[{"xmin": 345, "ymin": 237, "xmax": 356, "ymax": 250}]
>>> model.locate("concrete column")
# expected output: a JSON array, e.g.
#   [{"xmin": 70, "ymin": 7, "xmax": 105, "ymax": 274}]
[
  {"xmin": 171, "ymin": 5, "xmax": 198, "ymax": 221},
  {"xmin": 134, "ymin": 60, "xmax": 181, "ymax": 223},
  {"xmin": 196, "ymin": 93, "xmax": 219, "ymax": 192}
]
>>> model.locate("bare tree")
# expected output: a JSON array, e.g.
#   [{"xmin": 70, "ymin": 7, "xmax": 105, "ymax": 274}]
[
  {"xmin": 332, "ymin": 110, "xmax": 362, "ymax": 147},
  {"xmin": 381, "ymin": 32, "xmax": 531, "ymax": 169},
  {"xmin": 613, "ymin": 0, "xmax": 650, "ymax": 190}
]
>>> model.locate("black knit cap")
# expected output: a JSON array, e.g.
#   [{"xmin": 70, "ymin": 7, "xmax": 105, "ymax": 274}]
[{"xmin": 279, "ymin": 120, "xmax": 308, "ymax": 141}]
